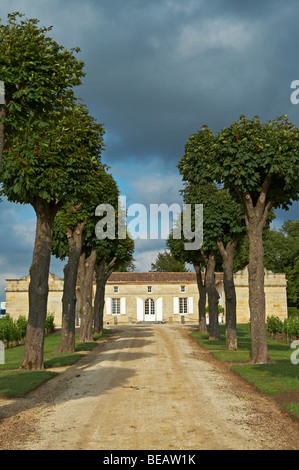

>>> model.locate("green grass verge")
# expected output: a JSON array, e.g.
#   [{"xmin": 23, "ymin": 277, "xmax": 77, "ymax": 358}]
[
  {"xmin": 191, "ymin": 324, "xmax": 299, "ymax": 419},
  {"xmin": 282, "ymin": 403, "xmax": 299, "ymax": 419},
  {"xmin": 0, "ymin": 370, "xmax": 57, "ymax": 398},
  {"xmin": 0, "ymin": 328, "xmax": 113, "ymax": 397},
  {"xmin": 231, "ymin": 363, "xmax": 299, "ymax": 395}
]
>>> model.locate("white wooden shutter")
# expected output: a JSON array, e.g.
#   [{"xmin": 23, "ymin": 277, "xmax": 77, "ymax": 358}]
[
  {"xmin": 121, "ymin": 297, "xmax": 126, "ymax": 315},
  {"xmin": 156, "ymin": 297, "xmax": 163, "ymax": 322},
  {"xmin": 173, "ymin": 297, "xmax": 179, "ymax": 315},
  {"xmin": 106, "ymin": 297, "xmax": 111, "ymax": 315},
  {"xmin": 137, "ymin": 297, "xmax": 143, "ymax": 322},
  {"xmin": 188, "ymin": 297, "xmax": 193, "ymax": 314}
]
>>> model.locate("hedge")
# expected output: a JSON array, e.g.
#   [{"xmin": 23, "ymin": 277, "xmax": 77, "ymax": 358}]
[
  {"xmin": 267, "ymin": 315, "xmax": 299, "ymax": 340},
  {"xmin": 0, "ymin": 313, "xmax": 55, "ymax": 347},
  {"xmin": 288, "ymin": 307, "xmax": 299, "ymax": 318},
  {"xmin": 0, "ymin": 314, "xmax": 27, "ymax": 347}
]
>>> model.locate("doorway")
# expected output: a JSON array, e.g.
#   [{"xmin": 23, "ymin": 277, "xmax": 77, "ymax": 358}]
[{"xmin": 144, "ymin": 298, "xmax": 155, "ymax": 322}]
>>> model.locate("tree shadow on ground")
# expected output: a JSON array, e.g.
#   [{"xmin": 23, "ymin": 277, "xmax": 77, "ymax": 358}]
[{"xmin": 0, "ymin": 326, "xmax": 157, "ymax": 420}]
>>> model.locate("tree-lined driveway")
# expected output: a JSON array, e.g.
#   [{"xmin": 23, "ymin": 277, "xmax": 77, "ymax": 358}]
[{"xmin": 0, "ymin": 325, "xmax": 298, "ymax": 450}]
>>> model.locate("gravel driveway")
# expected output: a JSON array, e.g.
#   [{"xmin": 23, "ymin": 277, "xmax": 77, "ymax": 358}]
[{"xmin": 0, "ymin": 324, "xmax": 298, "ymax": 450}]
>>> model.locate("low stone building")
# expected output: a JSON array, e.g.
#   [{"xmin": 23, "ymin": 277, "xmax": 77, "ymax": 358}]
[
  {"xmin": 5, "ymin": 273, "xmax": 64, "ymax": 328},
  {"xmin": 5, "ymin": 268, "xmax": 288, "ymax": 327},
  {"xmin": 104, "ymin": 271, "xmax": 223, "ymax": 325}
]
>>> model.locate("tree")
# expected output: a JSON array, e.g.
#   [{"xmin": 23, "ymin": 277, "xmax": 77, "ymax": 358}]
[
  {"xmin": 93, "ymin": 235, "xmax": 135, "ymax": 335},
  {"xmin": 213, "ymin": 188, "xmax": 246, "ymax": 350},
  {"xmin": 280, "ymin": 220, "xmax": 299, "ymax": 308},
  {"xmin": 52, "ymin": 169, "xmax": 120, "ymax": 348},
  {"xmin": 52, "ymin": 206, "xmax": 87, "ymax": 353},
  {"xmin": 181, "ymin": 182, "xmax": 246, "ymax": 349},
  {"xmin": 235, "ymin": 220, "xmax": 299, "ymax": 308},
  {"xmin": 76, "ymin": 172, "xmax": 122, "ymax": 343},
  {"xmin": 167, "ymin": 208, "xmax": 212, "ymax": 336},
  {"xmin": 51, "ymin": 168, "xmax": 110, "ymax": 352},
  {"xmin": 178, "ymin": 116, "xmax": 299, "ymax": 363},
  {"xmin": 77, "ymin": 247, "xmax": 97, "ymax": 343},
  {"xmin": 150, "ymin": 250, "xmax": 189, "ymax": 272},
  {"xmin": 0, "ymin": 12, "xmax": 84, "ymax": 168},
  {"xmin": 182, "ymin": 183, "xmax": 233, "ymax": 342},
  {"xmin": 1, "ymin": 102, "xmax": 105, "ymax": 369}
]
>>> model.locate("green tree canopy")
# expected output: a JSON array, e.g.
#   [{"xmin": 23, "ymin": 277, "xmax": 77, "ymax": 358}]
[
  {"xmin": 150, "ymin": 250, "xmax": 189, "ymax": 272},
  {"xmin": 1, "ymin": 100, "xmax": 106, "ymax": 370},
  {"xmin": 178, "ymin": 115, "xmax": 299, "ymax": 363},
  {"xmin": 0, "ymin": 12, "xmax": 85, "ymax": 166},
  {"xmin": 1, "ymin": 100, "xmax": 104, "ymax": 205}
]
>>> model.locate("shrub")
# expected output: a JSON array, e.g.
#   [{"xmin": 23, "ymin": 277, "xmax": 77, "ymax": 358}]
[
  {"xmin": 267, "ymin": 315, "xmax": 299, "ymax": 340},
  {"xmin": 0, "ymin": 314, "xmax": 22, "ymax": 346},
  {"xmin": 267, "ymin": 315, "xmax": 283, "ymax": 335},
  {"xmin": 205, "ymin": 305, "xmax": 225, "ymax": 314},
  {"xmin": 288, "ymin": 307, "xmax": 299, "ymax": 318},
  {"xmin": 282, "ymin": 317, "xmax": 299, "ymax": 339},
  {"xmin": 45, "ymin": 313, "xmax": 55, "ymax": 334},
  {"xmin": 16, "ymin": 315, "xmax": 28, "ymax": 340},
  {"xmin": 0, "ymin": 313, "xmax": 57, "ymax": 346}
]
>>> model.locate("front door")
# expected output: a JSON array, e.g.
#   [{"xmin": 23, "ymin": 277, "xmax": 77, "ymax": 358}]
[{"xmin": 144, "ymin": 298, "xmax": 155, "ymax": 322}]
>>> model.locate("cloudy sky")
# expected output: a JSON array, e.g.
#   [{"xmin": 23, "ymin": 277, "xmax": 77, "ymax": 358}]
[{"xmin": 0, "ymin": 0, "xmax": 299, "ymax": 300}]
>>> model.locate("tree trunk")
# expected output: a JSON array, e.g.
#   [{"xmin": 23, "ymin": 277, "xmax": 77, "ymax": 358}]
[
  {"xmin": 206, "ymin": 251, "xmax": 220, "ymax": 340},
  {"xmin": 58, "ymin": 222, "xmax": 85, "ymax": 353},
  {"xmin": 94, "ymin": 259, "xmax": 106, "ymax": 335},
  {"xmin": 78, "ymin": 247, "xmax": 97, "ymax": 342},
  {"xmin": 247, "ymin": 224, "xmax": 271, "ymax": 363},
  {"xmin": 242, "ymin": 185, "xmax": 272, "ymax": 364},
  {"xmin": 193, "ymin": 261, "xmax": 207, "ymax": 333},
  {"xmin": 21, "ymin": 198, "xmax": 59, "ymax": 370},
  {"xmin": 94, "ymin": 256, "xmax": 118, "ymax": 334},
  {"xmin": 76, "ymin": 251, "xmax": 85, "ymax": 321},
  {"xmin": 218, "ymin": 240, "xmax": 238, "ymax": 350}
]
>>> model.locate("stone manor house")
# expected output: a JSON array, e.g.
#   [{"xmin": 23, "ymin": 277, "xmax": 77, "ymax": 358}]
[{"xmin": 5, "ymin": 267, "xmax": 288, "ymax": 327}]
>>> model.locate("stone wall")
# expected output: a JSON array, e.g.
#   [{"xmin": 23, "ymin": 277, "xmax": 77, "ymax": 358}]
[
  {"xmin": 5, "ymin": 273, "xmax": 64, "ymax": 327},
  {"xmin": 234, "ymin": 267, "xmax": 288, "ymax": 323}
]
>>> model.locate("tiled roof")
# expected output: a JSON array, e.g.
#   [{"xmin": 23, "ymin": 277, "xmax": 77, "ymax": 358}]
[{"xmin": 107, "ymin": 271, "xmax": 223, "ymax": 284}]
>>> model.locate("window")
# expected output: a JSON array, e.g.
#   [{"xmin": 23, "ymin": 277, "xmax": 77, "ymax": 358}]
[
  {"xmin": 180, "ymin": 286, "xmax": 186, "ymax": 293},
  {"xmin": 147, "ymin": 286, "xmax": 152, "ymax": 293},
  {"xmin": 179, "ymin": 298, "xmax": 187, "ymax": 314},
  {"xmin": 145, "ymin": 298, "xmax": 155, "ymax": 315},
  {"xmin": 112, "ymin": 298, "xmax": 120, "ymax": 315},
  {"xmin": 114, "ymin": 286, "xmax": 119, "ymax": 293}
]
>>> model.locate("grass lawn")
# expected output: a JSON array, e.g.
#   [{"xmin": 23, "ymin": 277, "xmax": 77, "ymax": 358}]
[
  {"xmin": 0, "ymin": 328, "xmax": 114, "ymax": 397},
  {"xmin": 0, "ymin": 370, "xmax": 57, "ymax": 398},
  {"xmin": 191, "ymin": 324, "xmax": 299, "ymax": 419}
]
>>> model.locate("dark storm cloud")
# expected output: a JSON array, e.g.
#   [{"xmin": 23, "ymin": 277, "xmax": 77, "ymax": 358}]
[
  {"xmin": 70, "ymin": 0, "xmax": 299, "ymax": 165},
  {"xmin": 0, "ymin": 0, "xmax": 298, "ymax": 282},
  {"xmin": 2, "ymin": 0, "xmax": 299, "ymax": 165}
]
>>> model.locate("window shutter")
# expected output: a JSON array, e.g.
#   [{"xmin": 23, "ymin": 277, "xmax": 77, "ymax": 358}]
[
  {"xmin": 188, "ymin": 297, "xmax": 193, "ymax": 314},
  {"xmin": 137, "ymin": 297, "xmax": 143, "ymax": 322},
  {"xmin": 106, "ymin": 297, "xmax": 111, "ymax": 315},
  {"xmin": 156, "ymin": 297, "xmax": 163, "ymax": 322},
  {"xmin": 121, "ymin": 297, "xmax": 126, "ymax": 315},
  {"xmin": 173, "ymin": 297, "xmax": 179, "ymax": 315}
]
